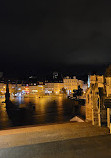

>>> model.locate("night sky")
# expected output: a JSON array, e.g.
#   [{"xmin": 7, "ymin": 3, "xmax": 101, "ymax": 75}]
[{"xmin": 0, "ymin": 0, "xmax": 111, "ymax": 77}]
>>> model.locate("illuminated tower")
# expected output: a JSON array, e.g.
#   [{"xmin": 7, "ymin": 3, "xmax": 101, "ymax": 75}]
[
  {"xmin": 53, "ymin": 72, "xmax": 58, "ymax": 79},
  {"xmin": 88, "ymin": 75, "xmax": 90, "ymax": 88}
]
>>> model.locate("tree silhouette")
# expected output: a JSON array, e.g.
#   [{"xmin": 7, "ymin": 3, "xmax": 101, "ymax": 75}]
[
  {"xmin": 73, "ymin": 86, "xmax": 83, "ymax": 98},
  {"xmin": 61, "ymin": 87, "xmax": 67, "ymax": 94}
]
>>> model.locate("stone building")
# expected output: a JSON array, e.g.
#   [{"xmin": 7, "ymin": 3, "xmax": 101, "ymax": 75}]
[
  {"xmin": 45, "ymin": 83, "xmax": 54, "ymax": 94},
  {"xmin": 44, "ymin": 82, "xmax": 64, "ymax": 95},
  {"xmin": 106, "ymin": 77, "xmax": 111, "ymax": 97},
  {"xmin": 63, "ymin": 76, "xmax": 84, "ymax": 95},
  {"xmin": 53, "ymin": 83, "xmax": 64, "ymax": 94},
  {"xmin": 0, "ymin": 82, "xmax": 5, "ymax": 95},
  {"xmin": 89, "ymin": 75, "xmax": 104, "ymax": 88},
  {"xmin": 86, "ymin": 75, "xmax": 107, "ymax": 126},
  {"xmin": 29, "ymin": 84, "xmax": 45, "ymax": 96},
  {"xmin": 86, "ymin": 83, "xmax": 100, "ymax": 125}
]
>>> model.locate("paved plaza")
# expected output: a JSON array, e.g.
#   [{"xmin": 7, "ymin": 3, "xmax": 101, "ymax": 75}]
[{"xmin": 0, "ymin": 122, "xmax": 110, "ymax": 158}]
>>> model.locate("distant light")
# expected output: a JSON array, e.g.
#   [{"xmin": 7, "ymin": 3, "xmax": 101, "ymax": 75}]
[
  {"xmin": 38, "ymin": 85, "xmax": 43, "ymax": 87},
  {"xmin": 32, "ymin": 90, "xmax": 38, "ymax": 92},
  {"xmin": 88, "ymin": 75, "xmax": 90, "ymax": 88},
  {"xmin": 45, "ymin": 90, "xmax": 52, "ymax": 94}
]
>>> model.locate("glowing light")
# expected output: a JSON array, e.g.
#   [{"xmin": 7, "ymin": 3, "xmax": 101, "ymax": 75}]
[
  {"xmin": 32, "ymin": 90, "xmax": 38, "ymax": 92},
  {"xmin": 88, "ymin": 75, "xmax": 90, "ymax": 88},
  {"xmin": 25, "ymin": 87, "xmax": 29, "ymax": 93},
  {"xmin": 38, "ymin": 85, "xmax": 43, "ymax": 87}
]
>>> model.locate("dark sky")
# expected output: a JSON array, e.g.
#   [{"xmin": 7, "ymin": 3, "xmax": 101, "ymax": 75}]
[{"xmin": 0, "ymin": 0, "xmax": 111, "ymax": 76}]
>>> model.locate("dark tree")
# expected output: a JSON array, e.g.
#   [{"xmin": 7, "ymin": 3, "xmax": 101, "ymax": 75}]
[
  {"xmin": 73, "ymin": 86, "xmax": 83, "ymax": 98},
  {"xmin": 61, "ymin": 87, "xmax": 67, "ymax": 94}
]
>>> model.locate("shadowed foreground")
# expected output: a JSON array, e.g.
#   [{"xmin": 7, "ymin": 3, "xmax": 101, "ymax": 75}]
[
  {"xmin": 1, "ymin": 135, "xmax": 111, "ymax": 158},
  {"xmin": 0, "ymin": 122, "xmax": 110, "ymax": 158}
]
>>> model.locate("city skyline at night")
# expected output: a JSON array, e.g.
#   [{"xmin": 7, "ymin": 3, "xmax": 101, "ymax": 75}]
[{"xmin": 1, "ymin": 1, "xmax": 111, "ymax": 157}]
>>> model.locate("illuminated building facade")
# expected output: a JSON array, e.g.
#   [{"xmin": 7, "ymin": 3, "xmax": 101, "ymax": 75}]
[
  {"xmin": 9, "ymin": 83, "xmax": 16, "ymax": 94},
  {"xmin": 0, "ymin": 82, "xmax": 23, "ymax": 96},
  {"xmin": 0, "ymin": 82, "xmax": 6, "ymax": 95},
  {"xmin": 29, "ymin": 85, "xmax": 37, "ymax": 94},
  {"xmin": 86, "ymin": 75, "xmax": 107, "ymax": 126},
  {"xmin": 37, "ymin": 85, "xmax": 45, "ymax": 95},
  {"xmin": 45, "ymin": 82, "xmax": 64, "ymax": 95},
  {"xmin": 86, "ymin": 75, "xmax": 103, "ymax": 122},
  {"xmin": 0, "ymin": 75, "xmax": 85, "ymax": 96},
  {"xmin": 86, "ymin": 83, "xmax": 101, "ymax": 125},
  {"xmin": 63, "ymin": 76, "xmax": 84, "ymax": 95},
  {"xmin": 89, "ymin": 75, "xmax": 104, "ymax": 88},
  {"xmin": 105, "ymin": 77, "xmax": 111, "ymax": 97},
  {"xmin": 45, "ymin": 83, "xmax": 54, "ymax": 94},
  {"xmin": 53, "ymin": 82, "xmax": 64, "ymax": 94},
  {"xmin": 28, "ymin": 83, "xmax": 45, "ymax": 96}
]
